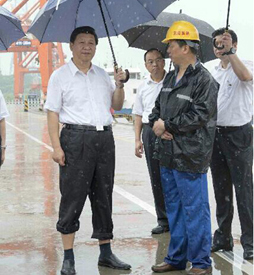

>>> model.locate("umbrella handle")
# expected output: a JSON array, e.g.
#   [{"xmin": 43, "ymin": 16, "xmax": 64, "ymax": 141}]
[
  {"xmin": 121, "ymin": 69, "xmax": 130, "ymax": 83},
  {"xmin": 213, "ymin": 37, "xmax": 224, "ymax": 50},
  {"xmin": 213, "ymin": 28, "xmax": 229, "ymax": 50},
  {"xmin": 114, "ymin": 64, "xmax": 130, "ymax": 83}
]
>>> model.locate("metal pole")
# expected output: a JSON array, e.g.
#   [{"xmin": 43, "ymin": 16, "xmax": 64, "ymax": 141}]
[
  {"xmin": 97, "ymin": 0, "xmax": 118, "ymax": 67},
  {"xmin": 213, "ymin": 0, "xmax": 231, "ymax": 50}
]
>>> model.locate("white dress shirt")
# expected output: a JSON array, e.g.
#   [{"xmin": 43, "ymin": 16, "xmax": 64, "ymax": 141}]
[
  {"xmin": 0, "ymin": 90, "xmax": 9, "ymax": 120},
  {"xmin": 132, "ymin": 72, "xmax": 166, "ymax": 123},
  {"xmin": 211, "ymin": 60, "xmax": 253, "ymax": 126},
  {"xmin": 44, "ymin": 60, "xmax": 115, "ymax": 126}
]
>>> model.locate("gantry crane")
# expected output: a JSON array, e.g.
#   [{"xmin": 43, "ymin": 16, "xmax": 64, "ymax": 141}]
[{"xmin": 0, "ymin": 0, "xmax": 65, "ymax": 98}]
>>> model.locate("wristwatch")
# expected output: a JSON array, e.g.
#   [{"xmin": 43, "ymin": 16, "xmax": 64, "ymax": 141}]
[
  {"xmin": 223, "ymin": 47, "xmax": 236, "ymax": 55},
  {"xmin": 1, "ymin": 145, "xmax": 7, "ymax": 149}
]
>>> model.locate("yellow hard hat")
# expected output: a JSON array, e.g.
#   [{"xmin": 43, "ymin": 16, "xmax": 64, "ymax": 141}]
[{"xmin": 162, "ymin": 21, "xmax": 200, "ymax": 44}]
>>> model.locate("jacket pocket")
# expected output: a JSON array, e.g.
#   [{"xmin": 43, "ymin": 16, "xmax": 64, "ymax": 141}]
[{"xmin": 181, "ymin": 130, "xmax": 204, "ymax": 156}]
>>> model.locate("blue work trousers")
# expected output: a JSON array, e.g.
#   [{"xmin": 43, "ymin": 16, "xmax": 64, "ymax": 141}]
[{"xmin": 160, "ymin": 167, "xmax": 212, "ymax": 269}]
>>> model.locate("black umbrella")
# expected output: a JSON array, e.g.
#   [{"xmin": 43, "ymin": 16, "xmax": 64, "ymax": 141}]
[
  {"xmin": 122, "ymin": 12, "xmax": 216, "ymax": 63},
  {"xmin": 0, "ymin": 6, "xmax": 25, "ymax": 50},
  {"xmin": 28, "ymin": 0, "xmax": 176, "ymax": 82}
]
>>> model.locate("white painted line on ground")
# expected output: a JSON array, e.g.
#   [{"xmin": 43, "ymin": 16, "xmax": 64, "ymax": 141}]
[
  {"xmin": 216, "ymin": 251, "xmax": 253, "ymax": 275},
  {"xmin": 7, "ymin": 121, "xmax": 253, "ymax": 273},
  {"xmin": 229, "ymin": 250, "xmax": 253, "ymax": 267},
  {"xmin": 114, "ymin": 185, "xmax": 156, "ymax": 217},
  {"xmin": 6, "ymin": 122, "xmax": 53, "ymax": 152}
]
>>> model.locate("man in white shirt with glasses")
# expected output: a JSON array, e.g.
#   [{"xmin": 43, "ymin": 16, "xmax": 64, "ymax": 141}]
[{"xmin": 133, "ymin": 48, "xmax": 169, "ymax": 235}]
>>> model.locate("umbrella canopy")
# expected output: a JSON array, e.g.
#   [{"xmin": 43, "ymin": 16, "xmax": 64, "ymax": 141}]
[
  {"xmin": 0, "ymin": 6, "xmax": 25, "ymax": 50},
  {"xmin": 122, "ymin": 12, "xmax": 216, "ymax": 63},
  {"xmin": 28, "ymin": 0, "xmax": 176, "ymax": 43}
]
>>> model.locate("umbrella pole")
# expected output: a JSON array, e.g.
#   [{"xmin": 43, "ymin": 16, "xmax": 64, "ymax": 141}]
[
  {"xmin": 213, "ymin": 0, "xmax": 231, "ymax": 50},
  {"xmin": 97, "ymin": 0, "xmax": 129, "ymax": 82}
]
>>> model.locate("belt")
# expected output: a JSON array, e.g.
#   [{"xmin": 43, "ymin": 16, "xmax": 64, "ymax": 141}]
[
  {"xmin": 63, "ymin": 124, "xmax": 112, "ymax": 131},
  {"xmin": 216, "ymin": 122, "xmax": 249, "ymax": 133}
]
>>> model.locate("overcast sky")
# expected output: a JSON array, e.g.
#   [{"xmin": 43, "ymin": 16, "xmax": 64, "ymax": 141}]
[{"xmin": 0, "ymin": 0, "xmax": 253, "ymax": 75}]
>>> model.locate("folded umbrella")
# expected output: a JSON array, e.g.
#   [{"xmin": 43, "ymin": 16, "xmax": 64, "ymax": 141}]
[
  {"xmin": 122, "ymin": 12, "xmax": 216, "ymax": 63},
  {"xmin": 0, "ymin": 6, "xmax": 25, "ymax": 50}
]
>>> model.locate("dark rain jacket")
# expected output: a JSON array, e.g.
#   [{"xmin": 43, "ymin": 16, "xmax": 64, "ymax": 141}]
[{"xmin": 149, "ymin": 62, "xmax": 219, "ymax": 174}]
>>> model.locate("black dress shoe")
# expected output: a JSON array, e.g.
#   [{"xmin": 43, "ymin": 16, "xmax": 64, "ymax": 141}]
[
  {"xmin": 98, "ymin": 253, "xmax": 131, "ymax": 270},
  {"xmin": 211, "ymin": 243, "xmax": 233, "ymax": 252},
  {"xmin": 151, "ymin": 225, "xmax": 169, "ymax": 234},
  {"xmin": 61, "ymin": 259, "xmax": 76, "ymax": 275},
  {"xmin": 243, "ymin": 250, "xmax": 253, "ymax": 260}
]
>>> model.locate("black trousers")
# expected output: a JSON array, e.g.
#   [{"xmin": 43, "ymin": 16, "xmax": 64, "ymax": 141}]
[
  {"xmin": 57, "ymin": 127, "xmax": 115, "ymax": 240},
  {"xmin": 210, "ymin": 122, "xmax": 253, "ymax": 251},
  {"xmin": 142, "ymin": 124, "xmax": 168, "ymax": 227}
]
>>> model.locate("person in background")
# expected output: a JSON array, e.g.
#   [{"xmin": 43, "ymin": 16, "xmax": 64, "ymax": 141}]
[
  {"xmin": 149, "ymin": 21, "xmax": 219, "ymax": 275},
  {"xmin": 132, "ymin": 48, "xmax": 169, "ymax": 235},
  {"xmin": 0, "ymin": 90, "xmax": 9, "ymax": 167},
  {"xmin": 210, "ymin": 28, "xmax": 253, "ymax": 260},
  {"xmin": 45, "ymin": 26, "xmax": 131, "ymax": 275}
]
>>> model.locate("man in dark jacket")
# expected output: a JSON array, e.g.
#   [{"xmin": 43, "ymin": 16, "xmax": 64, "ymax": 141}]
[{"xmin": 149, "ymin": 21, "xmax": 219, "ymax": 275}]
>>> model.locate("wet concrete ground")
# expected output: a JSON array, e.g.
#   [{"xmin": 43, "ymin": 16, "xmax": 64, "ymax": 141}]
[{"xmin": 0, "ymin": 105, "xmax": 253, "ymax": 275}]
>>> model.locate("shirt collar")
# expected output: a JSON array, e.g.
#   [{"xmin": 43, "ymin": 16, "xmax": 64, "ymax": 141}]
[
  {"xmin": 147, "ymin": 70, "xmax": 167, "ymax": 85},
  {"xmin": 215, "ymin": 61, "xmax": 232, "ymax": 71},
  {"xmin": 68, "ymin": 59, "xmax": 96, "ymax": 76}
]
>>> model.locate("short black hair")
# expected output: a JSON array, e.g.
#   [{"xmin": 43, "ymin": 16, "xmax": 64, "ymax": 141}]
[
  {"xmin": 174, "ymin": 40, "xmax": 199, "ymax": 55},
  {"xmin": 212, "ymin": 28, "xmax": 238, "ymax": 44},
  {"xmin": 70, "ymin": 26, "xmax": 98, "ymax": 44},
  {"xmin": 144, "ymin": 48, "xmax": 165, "ymax": 62}
]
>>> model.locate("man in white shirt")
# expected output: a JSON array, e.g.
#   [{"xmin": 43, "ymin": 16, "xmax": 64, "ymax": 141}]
[
  {"xmin": 45, "ymin": 26, "xmax": 131, "ymax": 275},
  {"xmin": 133, "ymin": 48, "xmax": 169, "ymax": 234},
  {"xmin": 0, "ymin": 90, "xmax": 9, "ymax": 167},
  {"xmin": 210, "ymin": 28, "xmax": 253, "ymax": 260}
]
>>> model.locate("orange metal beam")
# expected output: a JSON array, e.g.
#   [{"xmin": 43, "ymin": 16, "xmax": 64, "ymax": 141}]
[
  {"xmin": 38, "ymin": 43, "xmax": 53, "ymax": 96},
  {"xmin": 2, "ymin": 39, "xmax": 40, "ymax": 53},
  {"xmin": 20, "ymin": 52, "xmax": 38, "ymax": 68},
  {"xmin": 21, "ymin": 1, "xmax": 40, "ymax": 22},
  {"xmin": 14, "ymin": 52, "xmax": 24, "ymax": 98},
  {"xmin": 0, "ymin": 0, "xmax": 7, "ymax": 6},
  {"xmin": 40, "ymin": 0, "xmax": 47, "ymax": 7},
  {"xmin": 19, "ymin": 51, "xmax": 34, "ymax": 66},
  {"xmin": 12, "ymin": 0, "xmax": 29, "ymax": 14},
  {"xmin": 3, "ymin": 47, "xmax": 37, "ymax": 53}
]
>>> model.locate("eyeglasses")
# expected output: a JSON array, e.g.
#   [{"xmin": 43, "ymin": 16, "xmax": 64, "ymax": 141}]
[{"xmin": 146, "ymin": 58, "xmax": 164, "ymax": 65}]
